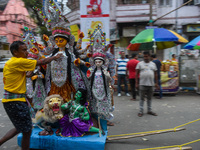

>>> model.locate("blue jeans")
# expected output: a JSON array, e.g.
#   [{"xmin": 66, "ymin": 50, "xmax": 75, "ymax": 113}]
[
  {"xmin": 158, "ymin": 79, "xmax": 163, "ymax": 98},
  {"xmin": 117, "ymin": 74, "xmax": 128, "ymax": 94}
]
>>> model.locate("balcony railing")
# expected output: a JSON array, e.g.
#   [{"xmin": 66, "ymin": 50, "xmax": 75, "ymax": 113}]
[{"xmin": 117, "ymin": 0, "xmax": 152, "ymax": 4}]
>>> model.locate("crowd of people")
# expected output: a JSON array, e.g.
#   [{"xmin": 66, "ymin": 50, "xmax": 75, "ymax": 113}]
[{"xmin": 116, "ymin": 51, "xmax": 170, "ymax": 117}]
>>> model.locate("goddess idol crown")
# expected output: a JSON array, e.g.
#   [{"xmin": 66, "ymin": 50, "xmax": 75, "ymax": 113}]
[
  {"xmin": 33, "ymin": 0, "xmax": 71, "ymax": 40},
  {"xmin": 89, "ymin": 25, "xmax": 112, "ymax": 68},
  {"xmin": 90, "ymin": 25, "xmax": 107, "ymax": 61}
]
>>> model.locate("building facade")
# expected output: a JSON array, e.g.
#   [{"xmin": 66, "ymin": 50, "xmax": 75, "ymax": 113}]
[
  {"xmin": 65, "ymin": 0, "xmax": 200, "ymax": 59},
  {"xmin": 0, "ymin": 0, "xmax": 36, "ymax": 45}
]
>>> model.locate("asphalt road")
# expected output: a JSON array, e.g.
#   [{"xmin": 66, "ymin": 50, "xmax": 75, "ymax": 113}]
[{"xmin": 0, "ymin": 71, "xmax": 200, "ymax": 150}]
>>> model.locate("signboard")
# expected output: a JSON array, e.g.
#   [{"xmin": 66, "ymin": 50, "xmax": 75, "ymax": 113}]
[
  {"xmin": 145, "ymin": 26, "xmax": 158, "ymax": 29},
  {"xmin": 110, "ymin": 28, "xmax": 119, "ymax": 41},
  {"xmin": 80, "ymin": 0, "xmax": 110, "ymax": 48},
  {"xmin": 155, "ymin": 71, "xmax": 179, "ymax": 94},
  {"xmin": 187, "ymin": 25, "xmax": 200, "ymax": 32},
  {"xmin": 70, "ymin": 24, "xmax": 80, "ymax": 42}
]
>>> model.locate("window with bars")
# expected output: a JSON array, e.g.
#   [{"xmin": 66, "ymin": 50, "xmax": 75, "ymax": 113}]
[
  {"xmin": 118, "ymin": 0, "xmax": 150, "ymax": 4},
  {"xmin": 66, "ymin": 0, "xmax": 80, "ymax": 10},
  {"xmin": 194, "ymin": 0, "xmax": 200, "ymax": 4},
  {"xmin": 184, "ymin": 0, "xmax": 194, "ymax": 5},
  {"xmin": 0, "ymin": 21, "xmax": 6, "ymax": 26},
  {"xmin": 159, "ymin": 0, "xmax": 172, "ymax": 6}
]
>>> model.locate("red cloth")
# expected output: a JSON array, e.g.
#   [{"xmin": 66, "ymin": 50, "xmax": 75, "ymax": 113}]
[{"xmin": 126, "ymin": 59, "xmax": 139, "ymax": 79}]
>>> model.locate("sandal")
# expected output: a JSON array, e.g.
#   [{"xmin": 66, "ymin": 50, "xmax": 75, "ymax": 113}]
[
  {"xmin": 147, "ymin": 111, "xmax": 158, "ymax": 116},
  {"xmin": 138, "ymin": 112, "xmax": 143, "ymax": 117}
]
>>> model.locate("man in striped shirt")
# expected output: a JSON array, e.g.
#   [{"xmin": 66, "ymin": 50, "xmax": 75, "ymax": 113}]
[{"xmin": 116, "ymin": 51, "xmax": 130, "ymax": 97}]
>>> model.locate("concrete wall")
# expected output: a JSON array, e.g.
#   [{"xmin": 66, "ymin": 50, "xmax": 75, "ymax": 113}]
[{"xmin": 0, "ymin": 50, "xmax": 12, "ymax": 58}]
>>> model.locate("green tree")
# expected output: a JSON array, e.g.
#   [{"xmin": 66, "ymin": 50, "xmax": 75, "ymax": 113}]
[{"xmin": 22, "ymin": 0, "xmax": 52, "ymax": 42}]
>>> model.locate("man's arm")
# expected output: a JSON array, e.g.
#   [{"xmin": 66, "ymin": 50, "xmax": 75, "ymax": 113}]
[
  {"xmin": 126, "ymin": 62, "xmax": 129, "ymax": 77},
  {"xmin": 135, "ymin": 69, "xmax": 140, "ymax": 89},
  {"xmin": 26, "ymin": 53, "xmax": 63, "ymax": 77},
  {"xmin": 116, "ymin": 64, "xmax": 118, "ymax": 77},
  {"xmin": 154, "ymin": 71, "xmax": 159, "ymax": 89},
  {"xmin": 36, "ymin": 53, "xmax": 63, "ymax": 65}
]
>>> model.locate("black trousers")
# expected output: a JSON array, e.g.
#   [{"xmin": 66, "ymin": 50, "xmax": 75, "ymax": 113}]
[{"xmin": 129, "ymin": 78, "xmax": 136, "ymax": 99}]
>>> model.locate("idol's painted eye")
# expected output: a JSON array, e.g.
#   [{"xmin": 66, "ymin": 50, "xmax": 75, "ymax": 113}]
[
  {"xmin": 55, "ymin": 40, "xmax": 58, "ymax": 43},
  {"xmin": 59, "ymin": 40, "xmax": 64, "ymax": 43}
]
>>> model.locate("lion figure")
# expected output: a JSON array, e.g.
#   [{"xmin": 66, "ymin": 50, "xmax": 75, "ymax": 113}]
[{"xmin": 33, "ymin": 94, "xmax": 64, "ymax": 125}]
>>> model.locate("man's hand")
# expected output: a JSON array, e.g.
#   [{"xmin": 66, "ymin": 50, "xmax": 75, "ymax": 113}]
[
  {"xmin": 26, "ymin": 71, "xmax": 33, "ymax": 78},
  {"xmin": 54, "ymin": 53, "xmax": 63, "ymax": 60},
  {"xmin": 155, "ymin": 83, "xmax": 160, "ymax": 90},
  {"xmin": 136, "ymin": 83, "xmax": 139, "ymax": 90}
]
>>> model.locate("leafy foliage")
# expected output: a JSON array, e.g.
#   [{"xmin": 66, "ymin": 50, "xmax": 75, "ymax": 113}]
[{"xmin": 22, "ymin": 0, "xmax": 52, "ymax": 42}]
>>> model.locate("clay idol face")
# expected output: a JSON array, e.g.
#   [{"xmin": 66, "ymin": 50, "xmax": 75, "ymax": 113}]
[
  {"xmin": 75, "ymin": 90, "xmax": 82, "ymax": 101},
  {"xmin": 55, "ymin": 37, "xmax": 67, "ymax": 48},
  {"xmin": 95, "ymin": 59, "xmax": 103, "ymax": 68}
]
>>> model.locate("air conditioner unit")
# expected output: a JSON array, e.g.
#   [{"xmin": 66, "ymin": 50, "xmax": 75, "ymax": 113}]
[{"xmin": 195, "ymin": 0, "xmax": 200, "ymax": 5}]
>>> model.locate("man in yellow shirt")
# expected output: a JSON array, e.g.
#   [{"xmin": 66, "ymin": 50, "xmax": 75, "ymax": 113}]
[{"xmin": 0, "ymin": 41, "xmax": 62, "ymax": 150}]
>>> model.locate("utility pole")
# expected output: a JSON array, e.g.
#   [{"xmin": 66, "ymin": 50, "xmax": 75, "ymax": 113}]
[
  {"xmin": 175, "ymin": 0, "xmax": 179, "ymax": 56},
  {"xmin": 149, "ymin": 0, "xmax": 153, "ymax": 26}
]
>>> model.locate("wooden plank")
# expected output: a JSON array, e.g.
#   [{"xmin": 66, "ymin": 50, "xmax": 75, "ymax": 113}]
[{"xmin": 107, "ymin": 128, "xmax": 185, "ymax": 141}]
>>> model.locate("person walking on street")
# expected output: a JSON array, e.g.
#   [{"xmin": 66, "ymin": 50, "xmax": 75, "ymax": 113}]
[
  {"xmin": 151, "ymin": 54, "xmax": 162, "ymax": 99},
  {"xmin": 136, "ymin": 51, "xmax": 159, "ymax": 117},
  {"xmin": 0, "ymin": 41, "xmax": 62, "ymax": 150},
  {"xmin": 116, "ymin": 51, "xmax": 130, "ymax": 97},
  {"xmin": 126, "ymin": 53, "xmax": 139, "ymax": 100}
]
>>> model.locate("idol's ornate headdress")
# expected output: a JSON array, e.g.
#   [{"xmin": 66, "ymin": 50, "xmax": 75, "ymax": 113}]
[
  {"xmin": 21, "ymin": 26, "xmax": 37, "ymax": 50},
  {"xmin": 88, "ymin": 25, "xmax": 117, "ymax": 85},
  {"xmin": 21, "ymin": 27, "xmax": 44, "ymax": 60},
  {"xmin": 89, "ymin": 25, "xmax": 107, "ymax": 61},
  {"xmin": 88, "ymin": 25, "xmax": 114, "ymax": 71},
  {"xmin": 33, "ymin": 0, "xmax": 71, "ymax": 39}
]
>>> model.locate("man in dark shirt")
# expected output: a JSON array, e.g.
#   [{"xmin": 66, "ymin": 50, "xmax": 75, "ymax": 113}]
[{"xmin": 151, "ymin": 54, "xmax": 162, "ymax": 99}]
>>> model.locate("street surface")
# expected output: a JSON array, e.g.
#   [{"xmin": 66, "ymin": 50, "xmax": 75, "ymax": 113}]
[{"xmin": 0, "ymin": 72, "xmax": 200, "ymax": 150}]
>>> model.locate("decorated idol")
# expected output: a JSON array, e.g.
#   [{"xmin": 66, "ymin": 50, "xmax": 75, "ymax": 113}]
[
  {"xmin": 21, "ymin": 27, "xmax": 47, "ymax": 110},
  {"xmin": 87, "ymin": 26, "xmax": 116, "ymax": 130},
  {"xmin": 59, "ymin": 88, "xmax": 101, "ymax": 137},
  {"xmin": 34, "ymin": 0, "xmax": 91, "ymax": 102}
]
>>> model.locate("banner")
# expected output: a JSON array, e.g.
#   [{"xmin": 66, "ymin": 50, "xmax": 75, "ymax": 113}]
[
  {"xmin": 155, "ymin": 71, "xmax": 179, "ymax": 94},
  {"xmin": 70, "ymin": 24, "xmax": 80, "ymax": 42},
  {"xmin": 80, "ymin": 0, "xmax": 110, "ymax": 48}
]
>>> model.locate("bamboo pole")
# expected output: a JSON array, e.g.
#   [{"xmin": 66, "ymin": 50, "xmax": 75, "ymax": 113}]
[
  {"xmin": 106, "ymin": 127, "xmax": 185, "ymax": 141},
  {"xmin": 153, "ymin": 0, "xmax": 193, "ymax": 23},
  {"xmin": 162, "ymin": 147, "xmax": 192, "ymax": 150}
]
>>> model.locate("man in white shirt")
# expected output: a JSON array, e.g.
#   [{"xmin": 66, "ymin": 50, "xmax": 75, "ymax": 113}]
[
  {"xmin": 136, "ymin": 51, "xmax": 159, "ymax": 117},
  {"xmin": 116, "ymin": 51, "xmax": 130, "ymax": 97}
]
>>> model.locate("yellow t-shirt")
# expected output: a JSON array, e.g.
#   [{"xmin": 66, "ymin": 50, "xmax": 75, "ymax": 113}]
[{"xmin": 2, "ymin": 57, "xmax": 37, "ymax": 103}]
